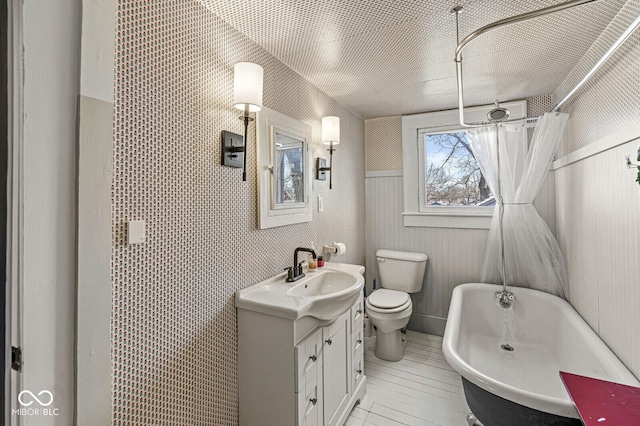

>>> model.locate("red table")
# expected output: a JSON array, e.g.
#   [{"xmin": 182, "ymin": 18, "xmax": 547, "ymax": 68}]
[{"xmin": 560, "ymin": 371, "xmax": 640, "ymax": 426}]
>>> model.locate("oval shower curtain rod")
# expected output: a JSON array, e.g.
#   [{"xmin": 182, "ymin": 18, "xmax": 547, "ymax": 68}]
[{"xmin": 454, "ymin": 0, "xmax": 640, "ymax": 127}]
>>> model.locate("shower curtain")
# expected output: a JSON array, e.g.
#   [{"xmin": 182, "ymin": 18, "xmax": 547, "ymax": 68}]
[{"xmin": 467, "ymin": 112, "xmax": 570, "ymax": 299}]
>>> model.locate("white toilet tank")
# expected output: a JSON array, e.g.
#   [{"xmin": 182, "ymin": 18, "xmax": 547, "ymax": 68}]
[{"xmin": 376, "ymin": 249, "xmax": 428, "ymax": 293}]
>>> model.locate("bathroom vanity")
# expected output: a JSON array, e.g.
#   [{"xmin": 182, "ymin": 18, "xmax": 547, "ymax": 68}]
[{"xmin": 236, "ymin": 263, "xmax": 366, "ymax": 426}]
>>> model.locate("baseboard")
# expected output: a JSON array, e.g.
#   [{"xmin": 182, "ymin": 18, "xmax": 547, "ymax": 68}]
[{"xmin": 407, "ymin": 313, "xmax": 446, "ymax": 336}]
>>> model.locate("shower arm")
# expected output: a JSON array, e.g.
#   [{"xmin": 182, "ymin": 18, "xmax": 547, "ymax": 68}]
[{"xmin": 454, "ymin": 0, "xmax": 640, "ymax": 127}]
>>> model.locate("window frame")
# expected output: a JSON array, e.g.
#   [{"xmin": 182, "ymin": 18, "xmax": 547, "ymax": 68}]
[
  {"xmin": 401, "ymin": 101, "xmax": 527, "ymax": 229},
  {"xmin": 256, "ymin": 107, "xmax": 313, "ymax": 229}
]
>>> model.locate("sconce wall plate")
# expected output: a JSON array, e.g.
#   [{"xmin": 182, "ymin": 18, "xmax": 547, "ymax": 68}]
[
  {"xmin": 221, "ymin": 130, "xmax": 244, "ymax": 168},
  {"xmin": 316, "ymin": 158, "xmax": 327, "ymax": 180}
]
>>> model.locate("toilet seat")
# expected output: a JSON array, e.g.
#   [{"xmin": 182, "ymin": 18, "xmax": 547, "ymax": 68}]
[{"xmin": 366, "ymin": 289, "xmax": 411, "ymax": 314}]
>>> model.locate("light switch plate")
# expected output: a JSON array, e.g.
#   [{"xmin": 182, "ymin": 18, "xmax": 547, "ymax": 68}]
[{"xmin": 128, "ymin": 220, "xmax": 146, "ymax": 244}]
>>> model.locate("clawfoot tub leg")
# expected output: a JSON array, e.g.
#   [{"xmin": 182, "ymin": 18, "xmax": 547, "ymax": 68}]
[{"xmin": 466, "ymin": 413, "xmax": 483, "ymax": 426}]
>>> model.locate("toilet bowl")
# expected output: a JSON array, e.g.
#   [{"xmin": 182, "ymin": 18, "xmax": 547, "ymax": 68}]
[
  {"xmin": 367, "ymin": 249, "xmax": 427, "ymax": 361},
  {"xmin": 366, "ymin": 289, "xmax": 412, "ymax": 361}
]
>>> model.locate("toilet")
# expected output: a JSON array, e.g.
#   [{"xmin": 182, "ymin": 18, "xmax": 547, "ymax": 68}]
[{"xmin": 366, "ymin": 249, "xmax": 428, "ymax": 361}]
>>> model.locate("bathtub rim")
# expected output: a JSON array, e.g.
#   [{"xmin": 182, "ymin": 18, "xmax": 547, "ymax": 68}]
[{"xmin": 443, "ymin": 282, "xmax": 640, "ymax": 419}]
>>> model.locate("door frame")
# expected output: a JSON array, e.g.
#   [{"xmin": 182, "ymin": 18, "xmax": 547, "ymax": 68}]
[{"xmin": 4, "ymin": 0, "xmax": 24, "ymax": 424}]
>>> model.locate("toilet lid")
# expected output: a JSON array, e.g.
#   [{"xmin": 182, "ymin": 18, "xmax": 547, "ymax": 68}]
[{"xmin": 368, "ymin": 289, "xmax": 410, "ymax": 309}]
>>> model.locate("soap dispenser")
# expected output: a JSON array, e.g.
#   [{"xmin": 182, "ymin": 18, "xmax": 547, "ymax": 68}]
[{"xmin": 308, "ymin": 241, "xmax": 317, "ymax": 271}]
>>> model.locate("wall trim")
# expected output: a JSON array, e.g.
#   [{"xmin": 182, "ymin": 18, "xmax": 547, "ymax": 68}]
[
  {"xmin": 5, "ymin": 0, "xmax": 23, "ymax": 420},
  {"xmin": 402, "ymin": 211, "xmax": 493, "ymax": 229},
  {"xmin": 553, "ymin": 121, "xmax": 640, "ymax": 170},
  {"xmin": 77, "ymin": 96, "xmax": 114, "ymax": 425},
  {"xmin": 365, "ymin": 170, "xmax": 403, "ymax": 178},
  {"xmin": 407, "ymin": 313, "xmax": 446, "ymax": 337}
]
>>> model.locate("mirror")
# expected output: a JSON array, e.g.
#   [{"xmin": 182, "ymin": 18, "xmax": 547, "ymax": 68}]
[{"xmin": 256, "ymin": 107, "xmax": 312, "ymax": 229}]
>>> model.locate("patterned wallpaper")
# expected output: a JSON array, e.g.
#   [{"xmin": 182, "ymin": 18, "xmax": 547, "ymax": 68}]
[
  {"xmin": 527, "ymin": 94, "xmax": 556, "ymax": 145},
  {"xmin": 555, "ymin": 0, "xmax": 640, "ymax": 155},
  {"xmin": 527, "ymin": 94, "xmax": 555, "ymax": 118},
  {"xmin": 111, "ymin": 1, "xmax": 364, "ymax": 424},
  {"xmin": 364, "ymin": 116, "xmax": 402, "ymax": 171}
]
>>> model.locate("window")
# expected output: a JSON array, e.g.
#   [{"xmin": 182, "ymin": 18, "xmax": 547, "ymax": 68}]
[
  {"xmin": 419, "ymin": 130, "xmax": 493, "ymax": 209},
  {"xmin": 402, "ymin": 101, "xmax": 526, "ymax": 228}
]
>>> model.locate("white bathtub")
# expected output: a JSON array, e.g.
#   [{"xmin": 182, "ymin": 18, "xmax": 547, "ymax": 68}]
[{"xmin": 443, "ymin": 283, "xmax": 639, "ymax": 420}]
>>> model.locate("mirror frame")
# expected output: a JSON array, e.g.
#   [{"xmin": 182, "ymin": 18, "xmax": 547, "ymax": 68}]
[{"xmin": 256, "ymin": 107, "xmax": 312, "ymax": 229}]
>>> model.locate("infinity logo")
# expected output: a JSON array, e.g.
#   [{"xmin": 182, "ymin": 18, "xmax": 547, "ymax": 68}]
[{"xmin": 18, "ymin": 390, "xmax": 53, "ymax": 407}]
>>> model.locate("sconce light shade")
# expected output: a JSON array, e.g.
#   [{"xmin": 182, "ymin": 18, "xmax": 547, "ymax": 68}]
[
  {"xmin": 322, "ymin": 116, "xmax": 340, "ymax": 146},
  {"xmin": 233, "ymin": 62, "xmax": 263, "ymax": 112}
]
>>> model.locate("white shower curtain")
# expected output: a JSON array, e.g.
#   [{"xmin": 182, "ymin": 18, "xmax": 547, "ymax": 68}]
[{"xmin": 467, "ymin": 112, "xmax": 570, "ymax": 299}]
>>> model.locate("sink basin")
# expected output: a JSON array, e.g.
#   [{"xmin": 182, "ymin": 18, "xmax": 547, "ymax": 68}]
[
  {"xmin": 287, "ymin": 269, "xmax": 357, "ymax": 297},
  {"xmin": 235, "ymin": 263, "xmax": 364, "ymax": 321}
]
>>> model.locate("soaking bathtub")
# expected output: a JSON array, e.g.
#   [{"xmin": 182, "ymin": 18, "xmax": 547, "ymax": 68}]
[{"xmin": 443, "ymin": 283, "xmax": 640, "ymax": 426}]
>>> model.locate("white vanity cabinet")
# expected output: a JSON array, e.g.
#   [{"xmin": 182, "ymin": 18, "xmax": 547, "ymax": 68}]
[
  {"xmin": 350, "ymin": 295, "xmax": 365, "ymax": 395},
  {"xmin": 238, "ymin": 293, "xmax": 367, "ymax": 426}
]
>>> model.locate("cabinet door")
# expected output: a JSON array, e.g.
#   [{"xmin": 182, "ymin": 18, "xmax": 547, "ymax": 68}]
[
  {"xmin": 295, "ymin": 328, "xmax": 322, "ymax": 392},
  {"xmin": 297, "ymin": 372, "xmax": 321, "ymax": 426},
  {"xmin": 322, "ymin": 311, "xmax": 351, "ymax": 426},
  {"xmin": 352, "ymin": 355, "xmax": 364, "ymax": 394},
  {"xmin": 348, "ymin": 295, "xmax": 364, "ymax": 395},
  {"xmin": 351, "ymin": 296, "xmax": 364, "ymax": 331}
]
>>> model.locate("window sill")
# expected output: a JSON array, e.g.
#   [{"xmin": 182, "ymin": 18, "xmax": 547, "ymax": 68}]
[{"xmin": 402, "ymin": 211, "xmax": 493, "ymax": 229}]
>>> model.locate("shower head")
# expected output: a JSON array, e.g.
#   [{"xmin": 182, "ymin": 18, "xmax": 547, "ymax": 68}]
[{"xmin": 487, "ymin": 100, "xmax": 510, "ymax": 123}]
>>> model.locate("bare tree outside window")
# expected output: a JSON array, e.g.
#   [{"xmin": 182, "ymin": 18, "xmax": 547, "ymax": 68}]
[{"xmin": 424, "ymin": 132, "xmax": 493, "ymax": 207}]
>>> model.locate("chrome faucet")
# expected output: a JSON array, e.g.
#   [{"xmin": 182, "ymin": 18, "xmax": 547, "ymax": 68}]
[
  {"xmin": 495, "ymin": 290, "xmax": 515, "ymax": 309},
  {"xmin": 285, "ymin": 247, "xmax": 317, "ymax": 282}
]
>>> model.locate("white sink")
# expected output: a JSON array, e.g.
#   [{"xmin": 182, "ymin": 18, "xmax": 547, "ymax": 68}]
[
  {"xmin": 287, "ymin": 269, "xmax": 357, "ymax": 297},
  {"xmin": 235, "ymin": 263, "xmax": 364, "ymax": 321}
]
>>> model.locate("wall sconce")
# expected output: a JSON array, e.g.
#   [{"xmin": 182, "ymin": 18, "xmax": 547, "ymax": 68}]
[
  {"xmin": 222, "ymin": 62, "xmax": 263, "ymax": 181},
  {"xmin": 316, "ymin": 116, "xmax": 340, "ymax": 189}
]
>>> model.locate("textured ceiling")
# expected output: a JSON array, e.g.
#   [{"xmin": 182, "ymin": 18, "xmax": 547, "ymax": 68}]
[{"xmin": 202, "ymin": 0, "xmax": 628, "ymax": 118}]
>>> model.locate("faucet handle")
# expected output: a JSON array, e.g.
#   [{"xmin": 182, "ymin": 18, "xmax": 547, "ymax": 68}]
[{"xmin": 284, "ymin": 266, "xmax": 295, "ymax": 281}]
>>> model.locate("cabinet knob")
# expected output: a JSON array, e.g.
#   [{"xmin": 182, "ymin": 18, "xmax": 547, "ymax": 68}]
[
  {"xmin": 310, "ymin": 397, "xmax": 317, "ymax": 406},
  {"xmin": 356, "ymin": 339, "xmax": 362, "ymax": 344},
  {"xmin": 356, "ymin": 309, "xmax": 363, "ymax": 314},
  {"xmin": 309, "ymin": 354, "xmax": 317, "ymax": 362},
  {"xmin": 325, "ymin": 339, "xmax": 332, "ymax": 345},
  {"xmin": 356, "ymin": 369, "xmax": 363, "ymax": 374}
]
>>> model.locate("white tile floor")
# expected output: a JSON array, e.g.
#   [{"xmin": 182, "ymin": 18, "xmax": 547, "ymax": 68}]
[{"xmin": 345, "ymin": 330, "xmax": 470, "ymax": 426}]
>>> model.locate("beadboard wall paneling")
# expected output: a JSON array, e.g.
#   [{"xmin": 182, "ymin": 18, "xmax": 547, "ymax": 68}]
[
  {"xmin": 556, "ymin": 137, "xmax": 640, "ymax": 378},
  {"xmin": 364, "ymin": 95, "xmax": 559, "ymax": 333},
  {"xmin": 553, "ymin": 0, "xmax": 640, "ymax": 379},
  {"xmin": 364, "ymin": 175, "xmax": 487, "ymax": 333},
  {"xmin": 365, "ymin": 173, "xmax": 558, "ymax": 333},
  {"xmin": 111, "ymin": 1, "xmax": 365, "ymax": 424}
]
